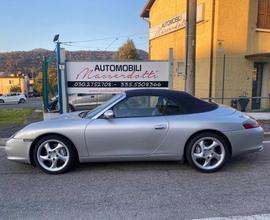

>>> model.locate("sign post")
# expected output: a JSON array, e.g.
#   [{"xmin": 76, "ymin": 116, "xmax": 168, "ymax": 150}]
[
  {"xmin": 59, "ymin": 48, "xmax": 68, "ymax": 113},
  {"xmin": 56, "ymin": 42, "xmax": 63, "ymax": 114}
]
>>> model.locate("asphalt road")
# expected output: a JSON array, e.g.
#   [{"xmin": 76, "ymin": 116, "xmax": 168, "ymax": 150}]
[
  {"xmin": 0, "ymin": 98, "xmax": 42, "ymax": 109},
  {"xmin": 0, "ymin": 142, "xmax": 270, "ymax": 220}
]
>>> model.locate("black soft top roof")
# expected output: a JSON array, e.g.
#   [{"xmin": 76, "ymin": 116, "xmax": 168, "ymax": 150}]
[{"xmin": 125, "ymin": 89, "xmax": 217, "ymax": 114}]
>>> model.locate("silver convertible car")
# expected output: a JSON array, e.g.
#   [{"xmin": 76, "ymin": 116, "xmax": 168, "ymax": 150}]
[{"xmin": 6, "ymin": 89, "xmax": 264, "ymax": 174}]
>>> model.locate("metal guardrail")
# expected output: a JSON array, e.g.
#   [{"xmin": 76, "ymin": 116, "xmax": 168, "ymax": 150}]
[
  {"xmin": 48, "ymin": 94, "xmax": 270, "ymax": 113},
  {"xmin": 201, "ymin": 96, "xmax": 270, "ymax": 112}
]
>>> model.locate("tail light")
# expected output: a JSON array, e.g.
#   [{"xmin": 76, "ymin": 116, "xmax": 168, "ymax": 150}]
[{"xmin": 243, "ymin": 121, "xmax": 259, "ymax": 129}]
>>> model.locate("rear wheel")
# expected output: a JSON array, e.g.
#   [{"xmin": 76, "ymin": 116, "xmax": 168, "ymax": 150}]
[
  {"xmin": 33, "ymin": 135, "xmax": 76, "ymax": 174},
  {"xmin": 18, "ymin": 98, "xmax": 25, "ymax": 104},
  {"xmin": 0, "ymin": 99, "xmax": 4, "ymax": 103},
  {"xmin": 185, "ymin": 132, "xmax": 229, "ymax": 173}
]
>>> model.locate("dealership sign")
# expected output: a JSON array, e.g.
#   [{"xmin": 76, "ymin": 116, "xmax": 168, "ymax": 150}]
[
  {"xmin": 66, "ymin": 61, "xmax": 169, "ymax": 93},
  {"xmin": 150, "ymin": 4, "xmax": 204, "ymax": 40}
]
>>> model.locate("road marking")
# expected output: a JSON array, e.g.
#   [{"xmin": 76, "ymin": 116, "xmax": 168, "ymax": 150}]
[{"xmin": 194, "ymin": 213, "xmax": 270, "ymax": 220}]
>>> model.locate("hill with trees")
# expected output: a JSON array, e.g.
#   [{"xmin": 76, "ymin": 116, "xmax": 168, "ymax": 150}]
[{"xmin": 0, "ymin": 48, "xmax": 148, "ymax": 76}]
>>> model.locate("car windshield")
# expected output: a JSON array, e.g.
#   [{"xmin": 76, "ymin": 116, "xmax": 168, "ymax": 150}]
[{"xmin": 85, "ymin": 93, "xmax": 124, "ymax": 119}]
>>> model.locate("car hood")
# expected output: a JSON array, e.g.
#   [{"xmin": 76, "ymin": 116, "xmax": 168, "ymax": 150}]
[{"xmin": 48, "ymin": 111, "xmax": 83, "ymax": 121}]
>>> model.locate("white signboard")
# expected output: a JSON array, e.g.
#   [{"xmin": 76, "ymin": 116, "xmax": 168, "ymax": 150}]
[
  {"xmin": 66, "ymin": 61, "xmax": 169, "ymax": 93},
  {"xmin": 150, "ymin": 4, "xmax": 204, "ymax": 40}
]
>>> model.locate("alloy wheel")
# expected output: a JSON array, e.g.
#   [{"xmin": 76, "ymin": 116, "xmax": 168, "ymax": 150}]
[
  {"xmin": 37, "ymin": 139, "xmax": 70, "ymax": 172},
  {"xmin": 191, "ymin": 137, "xmax": 225, "ymax": 171}
]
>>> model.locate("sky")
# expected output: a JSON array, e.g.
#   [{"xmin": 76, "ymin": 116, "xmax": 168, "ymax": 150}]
[{"xmin": 0, "ymin": 0, "xmax": 149, "ymax": 52}]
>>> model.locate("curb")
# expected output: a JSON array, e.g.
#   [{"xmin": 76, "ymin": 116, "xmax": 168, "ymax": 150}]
[
  {"xmin": 265, "ymin": 132, "xmax": 270, "ymax": 137},
  {"xmin": 0, "ymin": 138, "xmax": 8, "ymax": 147}
]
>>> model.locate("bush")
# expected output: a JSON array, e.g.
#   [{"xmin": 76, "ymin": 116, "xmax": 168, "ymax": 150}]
[{"xmin": 10, "ymin": 85, "xmax": 21, "ymax": 93}]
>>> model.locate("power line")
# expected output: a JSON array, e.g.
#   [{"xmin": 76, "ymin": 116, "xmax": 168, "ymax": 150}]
[
  {"xmin": 61, "ymin": 43, "xmax": 101, "ymax": 51},
  {"xmin": 60, "ymin": 31, "xmax": 152, "ymax": 51},
  {"xmin": 104, "ymin": 38, "xmax": 119, "ymax": 50},
  {"xmin": 61, "ymin": 32, "xmax": 149, "ymax": 44}
]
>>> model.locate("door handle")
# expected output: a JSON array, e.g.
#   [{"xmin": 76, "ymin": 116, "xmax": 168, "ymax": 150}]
[{"xmin": 154, "ymin": 124, "xmax": 167, "ymax": 130}]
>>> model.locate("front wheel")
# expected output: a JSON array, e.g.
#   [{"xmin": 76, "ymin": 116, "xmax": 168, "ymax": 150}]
[
  {"xmin": 185, "ymin": 132, "xmax": 229, "ymax": 173},
  {"xmin": 0, "ymin": 99, "xmax": 4, "ymax": 103},
  {"xmin": 33, "ymin": 135, "xmax": 76, "ymax": 174}
]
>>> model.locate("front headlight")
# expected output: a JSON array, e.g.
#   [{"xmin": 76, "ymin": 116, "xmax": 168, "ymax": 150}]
[{"xmin": 9, "ymin": 132, "xmax": 18, "ymax": 139}]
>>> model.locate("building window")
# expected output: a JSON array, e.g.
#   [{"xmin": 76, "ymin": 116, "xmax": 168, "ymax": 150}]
[{"xmin": 258, "ymin": 0, "xmax": 270, "ymax": 29}]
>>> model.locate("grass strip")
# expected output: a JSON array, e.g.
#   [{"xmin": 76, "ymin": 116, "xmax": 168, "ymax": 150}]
[{"xmin": 0, "ymin": 108, "xmax": 33, "ymax": 124}]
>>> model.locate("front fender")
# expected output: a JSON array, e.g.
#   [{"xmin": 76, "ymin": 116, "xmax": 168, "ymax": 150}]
[{"xmin": 13, "ymin": 119, "xmax": 89, "ymax": 157}]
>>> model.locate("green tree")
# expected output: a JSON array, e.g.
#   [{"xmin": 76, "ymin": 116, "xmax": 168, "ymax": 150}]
[
  {"xmin": 33, "ymin": 72, "xmax": 42, "ymax": 95},
  {"xmin": 117, "ymin": 39, "xmax": 139, "ymax": 60},
  {"xmin": 48, "ymin": 68, "xmax": 58, "ymax": 97},
  {"xmin": 33, "ymin": 68, "xmax": 58, "ymax": 97}
]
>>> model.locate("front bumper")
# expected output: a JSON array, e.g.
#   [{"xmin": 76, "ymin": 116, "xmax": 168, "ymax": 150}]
[
  {"xmin": 5, "ymin": 138, "xmax": 32, "ymax": 164},
  {"xmin": 224, "ymin": 126, "xmax": 264, "ymax": 157}
]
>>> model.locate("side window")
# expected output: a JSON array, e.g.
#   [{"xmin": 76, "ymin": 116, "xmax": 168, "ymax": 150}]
[
  {"xmin": 113, "ymin": 95, "xmax": 166, "ymax": 118},
  {"xmin": 164, "ymin": 99, "xmax": 186, "ymax": 115}
]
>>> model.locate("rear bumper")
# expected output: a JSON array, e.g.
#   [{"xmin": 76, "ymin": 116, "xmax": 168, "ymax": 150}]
[
  {"xmin": 224, "ymin": 127, "xmax": 264, "ymax": 157},
  {"xmin": 5, "ymin": 138, "xmax": 32, "ymax": 164}
]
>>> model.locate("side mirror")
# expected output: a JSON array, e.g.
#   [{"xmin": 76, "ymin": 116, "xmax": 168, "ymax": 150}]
[{"xmin": 103, "ymin": 110, "xmax": 114, "ymax": 119}]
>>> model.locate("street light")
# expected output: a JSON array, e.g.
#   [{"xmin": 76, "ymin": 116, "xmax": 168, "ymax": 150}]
[{"xmin": 53, "ymin": 34, "xmax": 59, "ymax": 42}]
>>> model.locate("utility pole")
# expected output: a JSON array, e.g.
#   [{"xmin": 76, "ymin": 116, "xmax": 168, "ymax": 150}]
[
  {"xmin": 185, "ymin": 0, "xmax": 197, "ymax": 96},
  {"xmin": 168, "ymin": 48, "xmax": 174, "ymax": 90}
]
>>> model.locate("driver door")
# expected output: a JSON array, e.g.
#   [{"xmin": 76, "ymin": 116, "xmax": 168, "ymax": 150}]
[
  {"xmin": 5, "ymin": 94, "xmax": 12, "ymax": 103},
  {"xmin": 85, "ymin": 95, "xmax": 169, "ymax": 156}
]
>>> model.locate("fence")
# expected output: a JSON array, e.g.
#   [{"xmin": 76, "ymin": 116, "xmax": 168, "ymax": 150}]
[{"xmin": 202, "ymin": 96, "xmax": 270, "ymax": 112}]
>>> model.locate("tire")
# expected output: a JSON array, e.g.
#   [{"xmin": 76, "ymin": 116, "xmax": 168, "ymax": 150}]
[
  {"xmin": 33, "ymin": 135, "xmax": 76, "ymax": 174},
  {"xmin": 185, "ymin": 132, "xmax": 229, "ymax": 173},
  {"xmin": 18, "ymin": 98, "xmax": 25, "ymax": 104},
  {"xmin": 0, "ymin": 99, "xmax": 4, "ymax": 103}
]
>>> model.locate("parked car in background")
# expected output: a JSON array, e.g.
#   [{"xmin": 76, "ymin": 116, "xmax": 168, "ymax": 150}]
[
  {"xmin": 0, "ymin": 92, "xmax": 26, "ymax": 104},
  {"xmin": 28, "ymin": 90, "xmax": 40, "ymax": 98},
  {"xmin": 49, "ymin": 93, "xmax": 116, "ymax": 112}
]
